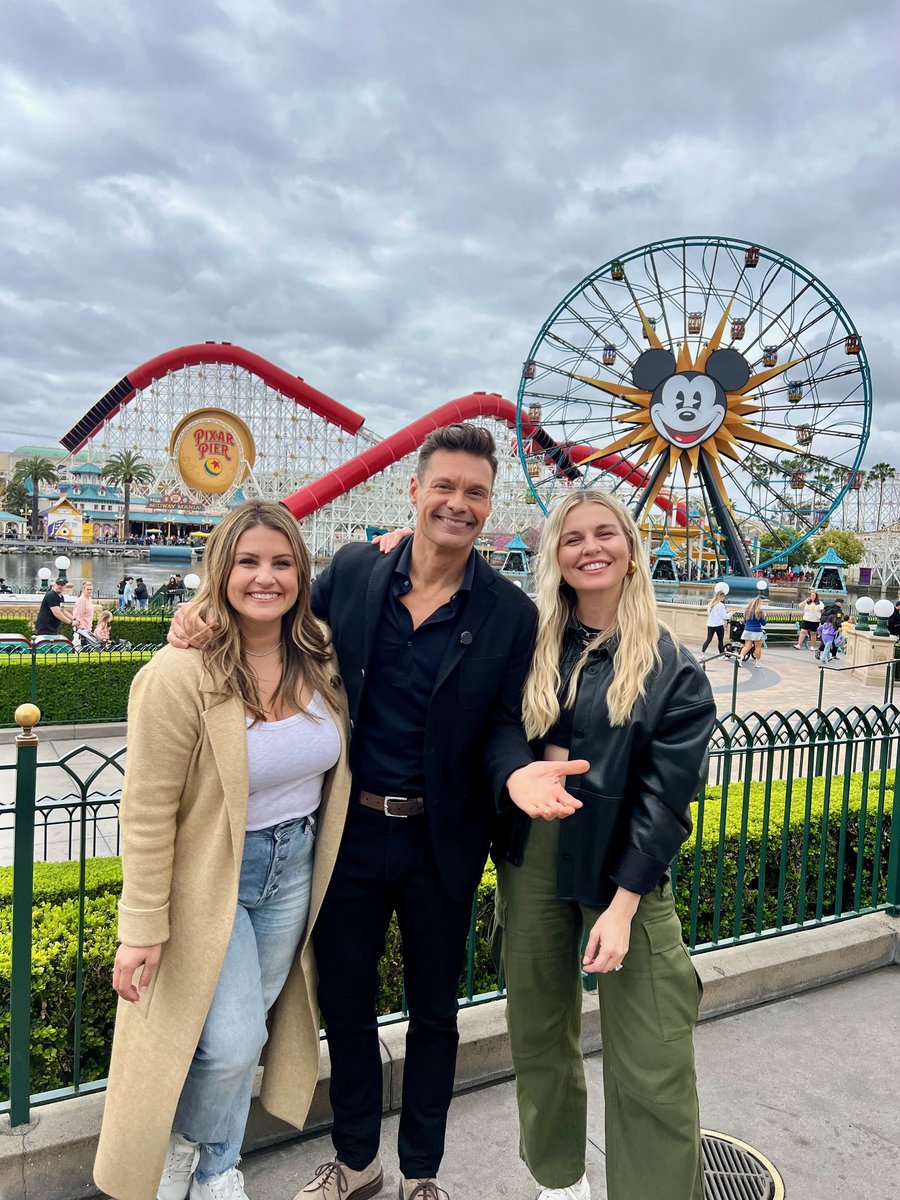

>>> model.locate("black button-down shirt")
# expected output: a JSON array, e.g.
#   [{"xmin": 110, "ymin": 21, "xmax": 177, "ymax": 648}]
[{"xmin": 353, "ymin": 541, "xmax": 476, "ymax": 796}]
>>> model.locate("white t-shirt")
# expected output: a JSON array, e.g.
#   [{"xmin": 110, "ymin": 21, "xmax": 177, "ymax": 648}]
[
  {"xmin": 802, "ymin": 601, "xmax": 824, "ymax": 622},
  {"xmin": 706, "ymin": 602, "xmax": 729, "ymax": 628},
  {"xmin": 245, "ymin": 691, "xmax": 341, "ymax": 831}
]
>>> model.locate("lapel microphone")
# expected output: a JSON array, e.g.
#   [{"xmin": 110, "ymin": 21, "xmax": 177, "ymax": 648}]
[{"xmin": 459, "ymin": 631, "xmax": 473, "ymax": 645}]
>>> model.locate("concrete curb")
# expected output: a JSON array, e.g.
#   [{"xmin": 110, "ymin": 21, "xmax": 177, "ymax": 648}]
[{"xmin": 2, "ymin": 912, "xmax": 898, "ymax": 1200}]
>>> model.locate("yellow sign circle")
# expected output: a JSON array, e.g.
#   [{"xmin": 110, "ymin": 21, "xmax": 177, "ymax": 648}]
[{"xmin": 169, "ymin": 408, "xmax": 256, "ymax": 496}]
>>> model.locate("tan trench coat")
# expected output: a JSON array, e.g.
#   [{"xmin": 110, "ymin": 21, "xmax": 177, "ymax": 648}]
[{"xmin": 93, "ymin": 645, "xmax": 351, "ymax": 1200}]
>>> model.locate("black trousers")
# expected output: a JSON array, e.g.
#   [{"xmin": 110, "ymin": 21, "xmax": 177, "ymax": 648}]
[
  {"xmin": 701, "ymin": 625, "xmax": 725, "ymax": 653},
  {"xmin": 313, "ymin": 802, "xmax": 475, "ymax": 1178}
]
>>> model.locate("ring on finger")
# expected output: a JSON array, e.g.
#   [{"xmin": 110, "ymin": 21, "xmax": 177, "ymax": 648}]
[{"xmin": 613, "ymin": 964, "xmax": 624, "ymax": 972}]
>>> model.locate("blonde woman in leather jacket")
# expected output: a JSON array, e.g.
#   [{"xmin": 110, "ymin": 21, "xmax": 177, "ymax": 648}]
[{"xmin": 494, "ymin": 489, "xmax": 716, "ymax": 1200}]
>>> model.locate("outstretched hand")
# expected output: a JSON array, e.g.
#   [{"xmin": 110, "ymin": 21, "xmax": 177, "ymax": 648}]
[
  {"xmin": 506, "ymin": 759, "xmax": 589, "ymax": 820},
  {"xmin": 167, "ymin": 601, "xmax": 216, "ymax": 650},
  {"xmin": 373, "ymin": 526, "xmax": 413, "ymax": 554}
]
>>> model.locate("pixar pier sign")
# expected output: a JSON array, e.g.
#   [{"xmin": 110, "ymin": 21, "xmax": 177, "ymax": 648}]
[{"xmin": 170, "ymin": 407, "xmax": 256, "ymax": 496}]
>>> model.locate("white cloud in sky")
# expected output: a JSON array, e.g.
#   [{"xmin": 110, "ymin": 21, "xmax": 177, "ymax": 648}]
[{"xmin": 0, "ymin": 0, "xmax": 898, "ymax": 468}]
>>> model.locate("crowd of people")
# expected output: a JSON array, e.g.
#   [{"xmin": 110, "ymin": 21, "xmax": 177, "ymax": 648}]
[{"xmin": 93, "ymin": 425, "xmax": 714, "ymax": 1200}]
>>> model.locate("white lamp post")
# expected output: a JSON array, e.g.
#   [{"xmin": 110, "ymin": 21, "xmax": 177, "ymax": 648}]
[
  {"xmin": 756, "ymin": 578, "xmax": 768, "ymax": 593},
  {"xmin": 37, "ymin": 567, "xmax": 52, "ymax": 593},
  {"xmin": 873, "ymin": 598, "xmax": 894, "ymax": 637},
  {"xmin": 854, "ymin": 595, "xmax": 875, "ymax": 632},
  {"xmin": 183, "ymin": 573, "xmax": 201, "ymax": 592},
  {"xmin": 54, "ymin": 555, "xmax": 71, "ymax": 585}
]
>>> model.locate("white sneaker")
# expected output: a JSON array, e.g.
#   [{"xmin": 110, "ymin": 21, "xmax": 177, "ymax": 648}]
[
  {"xmin": 537, "ymin": 1175, "xmax": 591, "ymax": 1200},
  {"xmin": 158, "ymin": 1133, "xmax": 200, "ymax": 1200},
  {"xmin": 190, "ymin": 1168, "xmax": 248, "ymax": 1200}
]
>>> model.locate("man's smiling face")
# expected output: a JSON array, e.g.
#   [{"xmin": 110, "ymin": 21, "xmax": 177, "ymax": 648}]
[
  {"xmin": 650, "ymin": 371, "xmax": 726, "ymax": 449},
  {"xmin": 410, "ymin": 449, "xmax": 493, "ymax": 553}
]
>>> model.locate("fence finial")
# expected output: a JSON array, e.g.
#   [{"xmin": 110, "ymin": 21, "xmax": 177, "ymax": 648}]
[{"xmin": 15, "ymin": 703, "xmax": 41, "ymax": 743}]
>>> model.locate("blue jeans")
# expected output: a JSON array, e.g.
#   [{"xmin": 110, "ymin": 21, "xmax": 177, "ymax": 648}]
[
  {"xmin": 821, "ymin": 639, "xmax": 834, "ymax": 662},
  {"xmin": 174, "ymin": 815, "xmax": 316, "ymax": 1182}
]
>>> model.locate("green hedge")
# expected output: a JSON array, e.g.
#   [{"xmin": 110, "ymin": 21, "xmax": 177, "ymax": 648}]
[
  {"xmin": 107, "ymin": 614, "xmax": 171, "ymax": 645},
  {"xmin": 0, "ymin": 617, "xmax": 32, "ymax": 636},
  {"xmin": 0, "ymin": 769, "xmax": 892, "ymax": 1099},
  {"xmin": 676, "ymin": 771, "xmax": 894, "ymax": 944},
  {"xmin": 0, "ymin": 651, "xmax": 155, "ymax": 727}
]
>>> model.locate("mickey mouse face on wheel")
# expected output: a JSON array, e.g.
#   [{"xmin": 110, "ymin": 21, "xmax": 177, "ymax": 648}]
[{"xmin": 633, "ymin": 347, "xmax": 751, "ymax": 451}]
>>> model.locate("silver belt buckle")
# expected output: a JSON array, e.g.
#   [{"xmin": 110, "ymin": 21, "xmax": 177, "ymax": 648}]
[{"xmin": 383, "ymin": 794, "xmax": 408, "ymax": 818}]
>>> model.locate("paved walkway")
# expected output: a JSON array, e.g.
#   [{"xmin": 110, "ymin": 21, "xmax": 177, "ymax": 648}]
[
  {"xmin": 700, "ymin": 642, "xmax": 895, "ymax": 717},
  {"xmin": 237, "ymin": 967, "xmax": 899, "ymax": 1200}
]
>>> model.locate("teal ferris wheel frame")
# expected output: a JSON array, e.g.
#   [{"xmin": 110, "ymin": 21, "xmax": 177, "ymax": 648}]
[{"xmin": 515, "ymin": 236, "xmax": 871, "ymax": 576}]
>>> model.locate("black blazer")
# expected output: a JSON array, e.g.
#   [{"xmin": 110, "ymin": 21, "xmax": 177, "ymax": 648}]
[{"xmin": 312, "ymin": 538, "xmax": 537, "ymax": 901}]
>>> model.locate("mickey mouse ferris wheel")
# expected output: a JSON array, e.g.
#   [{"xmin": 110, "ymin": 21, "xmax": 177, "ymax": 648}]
[{"xmin": 515, "ymin": 236, "xmax": 871, "ymax": 576}]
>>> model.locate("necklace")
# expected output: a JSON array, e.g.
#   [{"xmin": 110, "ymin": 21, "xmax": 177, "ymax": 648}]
[
  {"xmin": 245, "ymin": 644, "xmax": 282, "ymax": 658},
  {"xmin": 573, "ymin": 618, "xmax": 603, "ymax": 646}
]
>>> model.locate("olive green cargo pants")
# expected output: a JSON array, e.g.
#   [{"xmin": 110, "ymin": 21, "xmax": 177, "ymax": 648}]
[{"xmin": 494, "ymin": 819, "xmax": 704, "ymax": 1200}]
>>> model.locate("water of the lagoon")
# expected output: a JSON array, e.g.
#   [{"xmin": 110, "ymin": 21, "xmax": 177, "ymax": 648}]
[{"xmin": 0, "ymin": 550, "xmax": 205, "ymax": 598}]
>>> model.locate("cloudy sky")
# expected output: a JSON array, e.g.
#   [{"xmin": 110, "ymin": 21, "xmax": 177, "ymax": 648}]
[{"xmin": 2, "ymin": 0, "xmax": 899, "ymax": 464}]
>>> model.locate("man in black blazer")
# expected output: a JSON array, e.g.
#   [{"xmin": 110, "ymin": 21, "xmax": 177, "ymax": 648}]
[{"xmin": 296, "ymin": 425, "xmax": 586, "ymax": 1200}]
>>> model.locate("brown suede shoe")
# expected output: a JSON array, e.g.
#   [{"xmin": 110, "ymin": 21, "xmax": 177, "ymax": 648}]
[
  {"xmin": 294, "ymin": 1157, "xmax": 384, "ymax": 1199},
  {"xmin": 398, "ymin": 1180, "xmax": 449, "ymax": 1200}
]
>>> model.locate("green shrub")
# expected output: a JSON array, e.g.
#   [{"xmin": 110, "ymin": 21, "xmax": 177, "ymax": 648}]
[
  {"xmin": 0, "ymin": 858, "xmax": 123, "ymax": 907},
  {"xmin": 0, "ymin": 894, "xmax": 119, "ymax": 1098},
  {"xmin": 107, "ymin": 615, "xmax": 171, "ymax": 645},
  {"xmin": 0, "ymin": 651, "xmax": 156, "ymax": 727},
  {"xmin": 0, "ymin": 617, "xmax": 32, "ymax": 636},
  {"xmin": 675, "ymin": 771, "xmax": 894, "ymax": 945}
]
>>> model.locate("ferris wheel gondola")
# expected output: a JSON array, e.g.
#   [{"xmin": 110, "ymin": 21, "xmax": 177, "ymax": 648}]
[{"xmin": 515, "ymin": 236, "xmax": 871, "ymax": 575}]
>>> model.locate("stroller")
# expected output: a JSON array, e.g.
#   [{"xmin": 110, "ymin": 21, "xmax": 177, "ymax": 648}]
[
  {"xmin": 724, "ymin": 616, "xmax": 745, "ymax": 656},
  {"xmin": 73, "ymin": 627, "xmax": 133, "ymax": 653}
]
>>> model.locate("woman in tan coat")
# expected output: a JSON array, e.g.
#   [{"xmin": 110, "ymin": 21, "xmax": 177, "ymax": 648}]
[{"xmin": 94, "ymin": 501, "xmax": 351, "ymax": 1200}]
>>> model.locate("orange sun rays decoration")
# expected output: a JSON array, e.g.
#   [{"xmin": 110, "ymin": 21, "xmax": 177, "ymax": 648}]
[{"xmin": 571, "ymin": 296, "xmax": 802, "ymax": 487}]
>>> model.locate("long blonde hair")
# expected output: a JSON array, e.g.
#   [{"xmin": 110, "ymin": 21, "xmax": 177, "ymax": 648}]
[
  {"xmin": 522, "ymin": 489, "xmax": 663, "ymax": 737},
  {"xmin": 192, "ymin": 501, "xmax": 338, "ymax": 723},
  {"xmin": 708, "ymin": 588, "xmax": 727, "ymax": 612},
  {"xmin": 743, "ymin": 596, "xmax": 765, "ymax": 621}
]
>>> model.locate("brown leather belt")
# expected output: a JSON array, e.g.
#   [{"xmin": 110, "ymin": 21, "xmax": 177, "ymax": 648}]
[{"xmin": 359, "ymin": 790, "xmax": 425, "ymax": 818}]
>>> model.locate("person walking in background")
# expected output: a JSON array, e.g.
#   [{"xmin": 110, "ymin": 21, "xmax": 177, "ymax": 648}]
[
  {"xmin": 116, "ymin": 576, "xmax": 128, "ymax": 613},
  {"xmin": 35, "ymin": 579, "xmax": 74, "ymax": 636},
  {"xmin": 699, "ymin": 588, "xmax": 729, "ymax": 659},
  {"xmin": 888, "ymin": 600, "xmax": 900, "ymax": 638},
  {"xmin": 134, "ymin": 577, "xmax": 149, "ymax": 610},
  {"xmin": 94, "ymin": 501, "xmax": 352, "ymax": 1200},
  {"xmin": 494, "ymin": 489, "xmax": 715, "ymax": 1200},
  {"xmin": 794, "ymin": 590, "xmax": 823, "ymax": 651},
  {"xmin": 817, "ymin": 615, "xmax": 837, "ymax": 663},
  {"xmin": 121, "ymin": 576, "xmax": 135, "ymax": 611},
  {"xmin": 71, "ymin": 581, "xmax": 95, "ymax": 633},
  {"xmin": 738, "ymin": 596, "xmax": 767, "ymax": 668}
]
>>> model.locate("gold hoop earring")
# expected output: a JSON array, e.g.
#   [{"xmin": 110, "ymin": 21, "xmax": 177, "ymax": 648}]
[{"xmin": 628, "ymin": 559, "xmax": 637, "ymax": 575}]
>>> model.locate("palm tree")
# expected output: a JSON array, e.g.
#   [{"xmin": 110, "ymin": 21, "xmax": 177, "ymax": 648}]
[
  {"xmin": 11, "ymin": 456, "xmax": 59, "ymax": 535},
  {"xmin": 101, "ymin": 451, "xmax": 156, "ymax": 538},
  {"xmin": 866, "ymin": 462, "xmax": 896, "ymax": 531}
]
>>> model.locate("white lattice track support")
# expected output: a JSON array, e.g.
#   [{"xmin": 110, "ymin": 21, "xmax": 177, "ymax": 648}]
[{"xmin": 69, "ymin": 365, "xmax": 539, "ymax": 550}]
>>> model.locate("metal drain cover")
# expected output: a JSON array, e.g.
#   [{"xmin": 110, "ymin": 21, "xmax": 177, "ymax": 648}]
[{"xmin": 701, "ymin": 1131, "xmax": 785, "ymax": 1200}]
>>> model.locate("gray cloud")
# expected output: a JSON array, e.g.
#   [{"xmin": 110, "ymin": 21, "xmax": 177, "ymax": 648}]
[{"xmin": 1, "ymin": 0, "xmax": 898, "ymax": 478}]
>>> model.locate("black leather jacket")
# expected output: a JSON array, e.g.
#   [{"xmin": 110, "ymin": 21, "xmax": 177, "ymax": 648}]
[{"xmin": 496, "ymin": 627, "xmax": 716, "ymax": 907}]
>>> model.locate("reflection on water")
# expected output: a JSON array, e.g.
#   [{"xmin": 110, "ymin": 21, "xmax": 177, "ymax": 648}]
[{"xmin": 0, "ymin": 551, "xmax": 206, "ymax": 597}]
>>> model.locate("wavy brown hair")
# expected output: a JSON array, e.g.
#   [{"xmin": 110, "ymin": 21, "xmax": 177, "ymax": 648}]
[{"xmin": 192, "ymin": 501, "xmax": 338, "ymax": 723}]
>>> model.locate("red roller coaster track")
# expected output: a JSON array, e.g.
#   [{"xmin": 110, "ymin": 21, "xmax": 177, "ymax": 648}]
[{"xmin": 61, "ymin": 344, "xmax": 689, "ymax": 526}]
